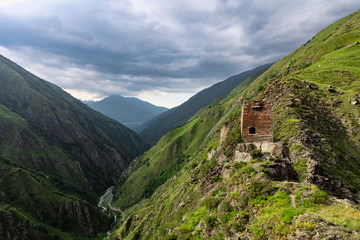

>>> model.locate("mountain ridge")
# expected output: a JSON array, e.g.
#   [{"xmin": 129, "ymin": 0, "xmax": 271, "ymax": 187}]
[
  {"xmin": 86, "ymin": 95, "xmax": 168, "ymax": 131},
  {"xmin": 0, "ymin": 54, "xmax": 148, "ymax": 239},
  {"xmin": 137, "ymin": 63, "xmax": 273, "ymax": 145},
  {"xmin": 108, "ymin": 9, "xmax": 360, "ymax": 240}
]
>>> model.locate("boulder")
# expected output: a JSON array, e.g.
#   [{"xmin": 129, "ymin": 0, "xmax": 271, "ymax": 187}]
[
  {"xmin": 253, "ymin": 142, "xmax": 288, "ymax": 157},
  {"xmin": 266, "ymin": 159, "xmax": 298, "ymax": 181},
  {"xmin": 234, "ymin": 152, "xmax": 252, "ymax": 162},
  {"xmin": 236, "ymin": 143, "xmax": 255, "ymax": 153},
  {"xmin": 237, "ymin": 142, "xmax": 287, "ymax": 155}
]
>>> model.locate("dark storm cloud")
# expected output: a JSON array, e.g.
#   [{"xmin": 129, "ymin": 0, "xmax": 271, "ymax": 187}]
[{"xmin": 0, "ymin": 0, "xmax": 359, "ymax": 107}]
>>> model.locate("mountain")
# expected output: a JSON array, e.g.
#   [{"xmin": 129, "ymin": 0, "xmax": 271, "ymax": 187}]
[
  {"xmin": 0, "ymin": 54, "xmax": 148, "ymax": 239},
  {"xmin": 86, "ymin": 95, "xmax": 168, "ymax": 131},
  {"xmin": 111, "ymin": 65, "xmax": 269, "ymax": 210},
  {"xmin": 107, "ymin": 10, "xmax": 360, "ymax": 239},
  {"xmin": 137, "ymin": 63, "xmax": 272, "ymax": 145}
]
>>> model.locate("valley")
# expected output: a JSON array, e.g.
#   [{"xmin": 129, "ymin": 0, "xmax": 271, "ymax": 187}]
[
  {"xmin": 1, "ymin": 7, "xmax": 360, "ymax": 240},
  {"xmin": 0, "ymin": 54, "xmax": 147, "ymax": 239},
  {"xmin": 98, "ymin": 186, "xmax": 125, "ymax": 236}
]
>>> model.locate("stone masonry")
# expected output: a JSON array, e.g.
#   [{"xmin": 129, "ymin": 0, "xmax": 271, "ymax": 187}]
[{"xmin": 241, "ymin": 99, "xmax": 273, "ymax": 142}]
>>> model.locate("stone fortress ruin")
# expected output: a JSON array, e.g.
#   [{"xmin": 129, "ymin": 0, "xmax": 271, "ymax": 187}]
[
  {"xmin": 240, "ymin": 99, "xmax": 273, "ymax": 142},
  {"xmin": 236, "ymin": 99, "xmax": 296, "ymax": 181}
]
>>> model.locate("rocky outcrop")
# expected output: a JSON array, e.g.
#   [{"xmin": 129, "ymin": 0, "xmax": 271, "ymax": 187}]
[
  {"xmin": 263, "ymin": 76, "xmax": 360, "ymax": 201},
  {"xmin": 234, "ymin": 141, "xmax": 297, "ymax": 181},
  {"xmin": 0, "ymin": 165, "xmax": 111, "ymax": 237},
  {"xmin": 306, "ymin": 160, "xmax": 353, "ymax": 200},
  {"xmin": 289, "ymin": 214, "xmax": 357, "ymax": 239},
  {"xmin": 266, "ymin": 158, "xmax": 297, "ymax": 181},
  {"xmin": 238, "ymin": 142, "xmax": 287, "ymax": 157},
  {"xmin": 0, "ymin": 210, "xmax": 50, "ymax": 240},
  {"xmin": 234, "ymin": 142, "xmax": 288, "ymax": 162}
]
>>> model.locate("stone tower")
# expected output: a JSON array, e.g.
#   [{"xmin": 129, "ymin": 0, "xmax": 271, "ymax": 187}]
[{"xmin": 241, "ymin": 99, "xmax": 273, "ymax": 142}]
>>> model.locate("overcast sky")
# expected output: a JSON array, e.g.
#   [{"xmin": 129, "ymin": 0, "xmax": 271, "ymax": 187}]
[{"xmin": 0, "ymin": 0, "xmax": 359, "ymax": 108}]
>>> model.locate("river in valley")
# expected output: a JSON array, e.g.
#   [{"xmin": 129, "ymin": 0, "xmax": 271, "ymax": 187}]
[{"xmin": 98, "ymin": 186, "xmax": 125, "ymax": 235}]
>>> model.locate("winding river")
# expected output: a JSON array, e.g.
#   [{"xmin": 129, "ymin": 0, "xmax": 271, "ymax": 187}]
[{"xmin": 98, "ymin": 186, "xmax": 125, "ymax": 235}]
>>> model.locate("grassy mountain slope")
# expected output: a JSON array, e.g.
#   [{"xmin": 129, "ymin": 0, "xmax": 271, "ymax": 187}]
[
  {"xmin": 137, "ymin": 64, "xmax": 272, "ymax": 145},
  {"xmin": 0, "ymin": 54, "xmax": 148, "ymax": 239},
  {"xmin": 251, "ymin": 9, "xmax": 360, "ymax": 197},
  {"xmin": 87, "ymin": 95, "xmax": 168, "ymax": 131},
  {"xmin": 111, "ymin": 69, "xmax": 267, "ymax": 210},
  {"xmin": 108, "ymin": 10, "xmax": 360, "ymax": 239}
]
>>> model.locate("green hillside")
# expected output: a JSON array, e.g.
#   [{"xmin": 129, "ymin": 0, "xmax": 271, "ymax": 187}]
[
  {"xmin": 108, "ymin": 10, "xmax": 360, "ymax": 240},
  {"xmin": 112, "ymin": 68, "xmax": 267, "ymax": 210},
  {"xmin": 0, "ymin": 55, "xmax": 148, "ymax": 239},
  {"xmin": 137, "ymin": 64, "xmax": 272, "ymax": 145}
]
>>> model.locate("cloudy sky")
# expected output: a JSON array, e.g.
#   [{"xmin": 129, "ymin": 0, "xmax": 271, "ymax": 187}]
[{"xmin": 0, "ymin": 0, "xmax": 359, "ymax": 108}]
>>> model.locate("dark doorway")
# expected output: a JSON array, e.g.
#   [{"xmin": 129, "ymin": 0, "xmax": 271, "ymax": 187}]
[{"xmin": 249, "ymin": 127, "xmax": 256, "ymax": 135}]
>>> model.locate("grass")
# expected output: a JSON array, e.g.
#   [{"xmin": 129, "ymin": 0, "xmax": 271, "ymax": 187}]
[
  {"xmin": 293, "ymin": 159, "xmax": 308, "ymax": 182},
  {"xmin": 0, "ymin": 104, "xmax": 27, "ymax": 124},
  {"xmin": 108, "ymin": 10, "xmax": 360, "ymax": 240},
  {"xmin": 0, "ymin": 164, "xmax": 109, "ymax": 239},
  {"xmin": 315, "ymin": 203, "xmax": 360, "ymax": 231},
  {"xmin": 113, "ymin": 104, "xmax": 228, "ymax": 209}
]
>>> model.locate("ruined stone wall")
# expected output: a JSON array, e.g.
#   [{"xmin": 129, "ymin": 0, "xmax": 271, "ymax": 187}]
[{"xmin": 241, "ymin": 99, "xmax": 273, "ymax": 142}]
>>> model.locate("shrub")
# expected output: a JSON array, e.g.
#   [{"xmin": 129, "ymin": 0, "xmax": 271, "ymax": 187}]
[
  {"xmin": 132, "ymin": 231, "xmax": 141, "ymax": 240},
  {"xmin": 163, "ymin": 234, "xmax": 177, "ymax": 240},
  {"xmin": 249, "ymin": 149, "xmax": 263, "ymax": 159},
  {"xmin": 302, "ymin": 189, "xmax": 328, "ymax": 207},
  {"xmin": 233, "ymin": 162, "xmax": 247, "ymax": 169},
  {"xmin": 203, "ymin": 197, "xmax": 221, "ymax": 210},
  {"xmin": 222, "ymin": 124, "xmax": 242, "ymax": 157},
  {"xmin": 251, "ymin": 227, "xmax": 265, "ymax": 239},
  {"xmin": 218, "ymin": 201, "xmax": 232, "ymax": 214},
  {"xmin": 312, "ymin": 189, "xmax": 328, "ymax": 204},
  {"xmin": 52, "ymin": 235, "xmax": 60, "ymax": 240},
  {"xmin": 210, "ymin": 187, "xmax": 227, "ymax": 197},
  {"xmin": 231, "ymin": 222, "xmax": 244, "ymax": 232},
  {"xmin": 199, "ymin": 158, "xmax": 217, "ymax": 176},
  {"xmin": 239, "ymin": 166, "xmax": 255, "ymax": 174},
  {"xmin": 211, "ymin": 175, "xmax": 222, "ymax": 183},
  {"xmin": 257, "ymin": 85, "xmax": 264, "ymax": 92},
  {"xmin": 205, "ymin": 216, "xmax": 217, "ymax": 230},
  {"xmin": 190, "ymin": 162, "xmax": 197, "ymax": 169},
  {"xmin": 248, "ymin": 181, "xmax": 264, "ymax": 195},
  {"xmin": 239, "ymin": 210, "xmax": 250, "ymax": 224},
  {"xmin": 220, "ymin": 213, "xmax": 232, "ymax": 223},
  {"xmin": 219, "ymin": 210, "xmax": 239, "ymax": 224}
]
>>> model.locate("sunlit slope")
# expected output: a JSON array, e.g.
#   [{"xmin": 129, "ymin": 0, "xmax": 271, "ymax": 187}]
[
  {"xmin": 138, "ymin": 64, "xmax": 272, "ymax": 145},
  {"xmin": 112, "ymin": 73, "xmax": 261, "ymax": 209},
  {"xmin": 108, "ymin": 10, "xmax": 360, "ymax": 240}
]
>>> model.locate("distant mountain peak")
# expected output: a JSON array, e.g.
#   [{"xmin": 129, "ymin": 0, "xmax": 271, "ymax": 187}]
[{"xmin": 86, "ymin": 95, "xmax": 168, "ymax": 131}]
